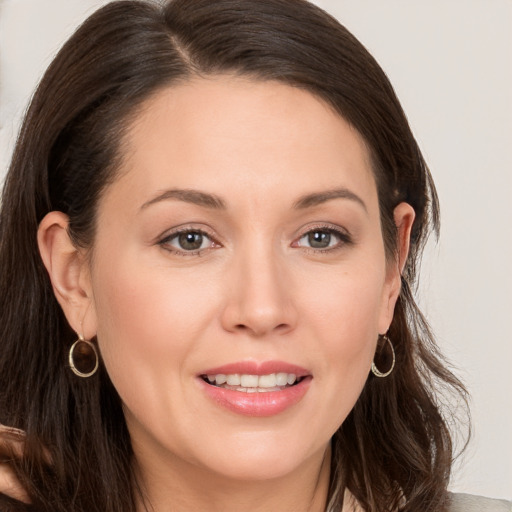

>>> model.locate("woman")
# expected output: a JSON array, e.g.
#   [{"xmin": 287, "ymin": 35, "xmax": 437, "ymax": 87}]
[{"xmin": 0, "ymin": 0, "xmax": 510, "ymax": 511}]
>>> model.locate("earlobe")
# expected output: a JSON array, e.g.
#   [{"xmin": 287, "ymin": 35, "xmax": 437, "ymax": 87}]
[{"xmin": 37, "ymin": 212, "xmax": 95, "ymax": 336}]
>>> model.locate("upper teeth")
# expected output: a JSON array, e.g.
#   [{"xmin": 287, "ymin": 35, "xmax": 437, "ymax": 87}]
[{"xmin": 207, "ymin": 373, "xmax": 297, "ymax": 387}]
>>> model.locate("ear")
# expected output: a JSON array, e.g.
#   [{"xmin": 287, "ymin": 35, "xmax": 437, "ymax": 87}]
[
  {"xmin": 37, "ymin": 212, "xmax": 97, "ymax": 338},
  {"xmin": 378, "ymin": 202, "xmax": 415, "ymax": 333},
  {"xmin": 393, "ymin": 202, "xmax": 416, "ymax": 276}
]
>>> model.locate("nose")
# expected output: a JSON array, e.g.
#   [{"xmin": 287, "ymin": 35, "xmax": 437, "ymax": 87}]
[{"xmin": 220, "ymin": 246, "xmax": 298, "ymax": 337}]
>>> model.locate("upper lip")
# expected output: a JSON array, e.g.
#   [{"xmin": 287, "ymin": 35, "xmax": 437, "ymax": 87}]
[{"xmin": 199, "ymin": 360, "xmax": 311, "ymax": 377}]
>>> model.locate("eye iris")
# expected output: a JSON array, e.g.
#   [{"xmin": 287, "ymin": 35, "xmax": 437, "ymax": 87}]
[
  {"xmin": 308, "ymin": 231, "xmax": 331, "ymax": 248},
  {"xmin": 178, "ymin": 232, "xmax": 203, "ymax": 250}
]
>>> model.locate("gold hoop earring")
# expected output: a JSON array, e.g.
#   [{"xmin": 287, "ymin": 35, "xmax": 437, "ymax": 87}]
[
  {"xmin": 69, "ymin": 334, "xmax": 99, "ymax": 378},
  {"xmin": 371, "ymin": 335, "xmax": 395, "ymax": 378}
]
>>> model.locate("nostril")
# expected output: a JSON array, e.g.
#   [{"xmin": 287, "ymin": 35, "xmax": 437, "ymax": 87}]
[{"xmin": 233, "ymin": 322, "xmax": 291, "ymax": 336}]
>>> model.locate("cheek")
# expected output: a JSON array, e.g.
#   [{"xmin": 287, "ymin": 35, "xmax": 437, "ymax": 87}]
[
  {"xmin": 88, "ymin": 249, "xmax": 219, "ymax": 399},
  {"xmin": 299, "ymin": 263, "xmax": 386, "ymax": 419},
  {"xmin": 302, "ymin": 260, "xmax": 387, "ymax": 342}
]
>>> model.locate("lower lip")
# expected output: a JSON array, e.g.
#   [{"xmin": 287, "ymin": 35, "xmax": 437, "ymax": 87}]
[{"xmin": 199, "ymin": 377, "xmax": 312, "ymax": 417}]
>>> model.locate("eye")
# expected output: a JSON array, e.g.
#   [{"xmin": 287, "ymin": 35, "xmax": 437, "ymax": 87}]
[
  {"xmin": 294, "ymin": 226, "xmax": 351, "ymax": 251},
  {"xmin": 160, "ymin": 229, "xmax": 216, "ymax": 254},
  {"xmin": 301, "ymin": 230, "xmax": 335, "ymax": 249}
]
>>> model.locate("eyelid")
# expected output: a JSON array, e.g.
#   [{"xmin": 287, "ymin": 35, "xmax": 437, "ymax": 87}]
[
  {"xmin": 157, "ymin": 225, "xmax": 222, "ymax": 256},
  {"xmin": 155, "ymin": 222, "xmax": 352, "ymax": 256},
  {"xmin": 291, "ymin": 223, "xmax": 353, "ymax": 252}
]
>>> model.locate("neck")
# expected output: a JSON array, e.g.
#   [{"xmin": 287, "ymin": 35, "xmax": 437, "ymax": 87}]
[{"xmin": 134, "ymin": 444, "xmax": 332, "ymax": 512}]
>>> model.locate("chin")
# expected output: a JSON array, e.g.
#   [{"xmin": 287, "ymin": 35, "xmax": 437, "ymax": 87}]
[
  {"xmin": 195, "ymin": 434, "xmax": 327, "ymax": 482},
  {"xmin": 206, "ymin": 456, "xmax": 306, "ymax": 482}
]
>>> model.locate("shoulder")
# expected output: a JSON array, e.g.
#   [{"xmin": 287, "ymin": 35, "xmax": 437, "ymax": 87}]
[{"xmin": 449, "ymin": 493, "xmax": 512, "ymax": 512}]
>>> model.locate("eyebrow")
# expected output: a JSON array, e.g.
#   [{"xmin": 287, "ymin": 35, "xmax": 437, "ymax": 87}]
[
  {"xmin": 293, "ymin": 188, "xmax": 367, "ymax": 212},
  {"xmin": 140, "ymin": 186, "xmax": 366, "ymax": 213},
  {"xmin": 140, "ymin": 188, "xmax": 227, "ymax": 210}
]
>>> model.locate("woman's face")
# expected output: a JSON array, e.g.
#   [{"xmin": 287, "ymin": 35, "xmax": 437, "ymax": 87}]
[{"xmin": 83, "ymin": 77, "xmax": 404, "ymax": 482}]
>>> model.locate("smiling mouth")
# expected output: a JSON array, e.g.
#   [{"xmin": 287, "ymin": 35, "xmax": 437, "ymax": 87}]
[{"xmin": 201, "ymin": 372, "xmax": 305, "ymax": 393}]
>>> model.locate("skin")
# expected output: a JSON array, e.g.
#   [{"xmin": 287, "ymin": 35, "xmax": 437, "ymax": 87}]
[
  {"xmin": 37, "ymin": 76, "xmax": 414, "ymax": 511},
  {"xmin": 0, "ymin": 426, "xmax": 30, "ymax": 503}
]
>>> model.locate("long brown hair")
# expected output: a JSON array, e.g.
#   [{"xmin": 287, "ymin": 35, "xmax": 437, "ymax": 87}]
[{"xmin": 0, "ymin": 1, "xmax": 468, "ymax": 511}]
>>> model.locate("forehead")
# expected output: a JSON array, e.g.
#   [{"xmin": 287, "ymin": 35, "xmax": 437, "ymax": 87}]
[{"xmin": 108, "ymin": 76, "xmax": 377, "ymax": 214}]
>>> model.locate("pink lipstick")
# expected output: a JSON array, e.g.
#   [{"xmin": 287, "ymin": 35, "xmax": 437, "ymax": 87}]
[{"xmin": 198, "ymin": 361, "xmax": 312, "ymax": 417}]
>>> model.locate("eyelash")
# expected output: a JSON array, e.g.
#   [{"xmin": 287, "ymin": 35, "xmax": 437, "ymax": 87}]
[
  {"xmin": 292, "ymin": 224, "xmax": 353, "ymax": 254},
  {"xmin": 158, "ymin": 227, "xmax": 219, "ymax": 256},
  {"xmin": 158, "ymin": 224, "xmax": 352, "ymax": 257}
]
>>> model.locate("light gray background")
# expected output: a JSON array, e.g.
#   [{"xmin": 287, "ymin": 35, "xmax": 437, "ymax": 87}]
[{"xmin": 1, "ymin": 0, "xmax": 511, "ymax": 501}]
